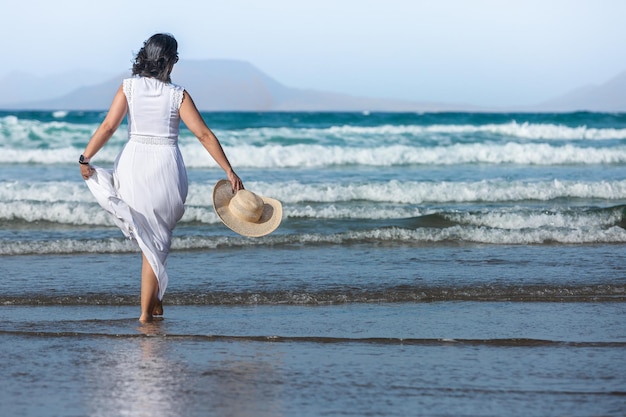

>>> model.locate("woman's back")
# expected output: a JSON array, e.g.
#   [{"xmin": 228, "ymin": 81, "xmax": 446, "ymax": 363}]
[{"xmin": 123, "ymin": 77, "xmax": 184, "ymax": 140}]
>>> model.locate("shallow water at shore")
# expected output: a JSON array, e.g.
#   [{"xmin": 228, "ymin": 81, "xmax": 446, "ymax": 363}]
[
  {"xmin": 1, "ymin": 301, "xmax": 625, "ymax": 417},
  {"xmin": 2, "ymin": 244, "xmax": 625, "ymax": 305}
]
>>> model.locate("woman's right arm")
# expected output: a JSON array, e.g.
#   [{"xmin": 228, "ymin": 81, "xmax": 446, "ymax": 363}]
[
  {"xmin": 80, "ymin": 85, "xmax": 128, "ymax": 178},
  {"xmin": 179, "ymin": 90, "xmax": 243, "ymax": 191}
]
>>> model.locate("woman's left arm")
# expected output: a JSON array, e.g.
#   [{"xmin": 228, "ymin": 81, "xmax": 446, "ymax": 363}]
[{"xmin": 179, "ymin": 90, "xmax": 244, "ymax": 191}]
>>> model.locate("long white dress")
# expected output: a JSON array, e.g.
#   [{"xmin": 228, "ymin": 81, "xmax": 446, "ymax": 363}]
[{"xmin": 85, "ymin": 77, "xmax": 188, "ymax": 300}]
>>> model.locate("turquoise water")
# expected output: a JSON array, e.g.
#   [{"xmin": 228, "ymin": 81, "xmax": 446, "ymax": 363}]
[{"xmin": 1, "ymin": 111, "xmax": 625, "ymax": 416}]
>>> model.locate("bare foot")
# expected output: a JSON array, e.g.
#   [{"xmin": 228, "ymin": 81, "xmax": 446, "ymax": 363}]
[
  {"xmin": 139, "ymin": 313, "xmax": 153, "ymax": 323},
  {"xmin": 152, "ymin": 299, "xmax": 163, "ymax": 316}
]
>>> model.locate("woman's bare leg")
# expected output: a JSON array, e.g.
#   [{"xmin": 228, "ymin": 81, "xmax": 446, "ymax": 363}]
[{"xmin": 139, "ymin": 254, "xmax": 160, "ymax": 322}]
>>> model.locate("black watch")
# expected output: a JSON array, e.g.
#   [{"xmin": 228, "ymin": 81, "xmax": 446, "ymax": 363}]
[{"xmin": 79, "ymin": 155, "xmax": 90, "ymax": 165}]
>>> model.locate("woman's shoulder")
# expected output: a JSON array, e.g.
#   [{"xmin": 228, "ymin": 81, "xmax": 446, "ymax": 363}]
[
  {"xmin": 121, "ymin": 77, "xmax": 184, "ymax": 103},
  {"xmin": 169, "ymin": 82, "xmax": 185, "ymax": 109},
  {"xmin": 122, "ymin": 77, "xmax": 134, "ymax": 98},
  {"xmin": 169, "ymin": 82, "xmax": 185, "ymax": 92}
]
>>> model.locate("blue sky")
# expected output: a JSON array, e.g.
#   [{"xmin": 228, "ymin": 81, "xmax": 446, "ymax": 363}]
[{"xmin": 4, "ymin": 0, "xmax": 625, "ymax": 106}]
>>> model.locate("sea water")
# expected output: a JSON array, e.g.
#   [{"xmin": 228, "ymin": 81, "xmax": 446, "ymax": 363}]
[{"xmin": 0, "ymin": 111, "xmax": 625, "ymax": 416}]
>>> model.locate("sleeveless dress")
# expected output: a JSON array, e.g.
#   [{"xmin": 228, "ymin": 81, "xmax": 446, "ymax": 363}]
[{"xmin": 85, "ymin": 77, "xmax": 188, "ymax": 300}]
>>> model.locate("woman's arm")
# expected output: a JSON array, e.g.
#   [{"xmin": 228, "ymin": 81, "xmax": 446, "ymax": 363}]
[
  {"xmin": 179, "ymin": 90, "xmax": 243, "ymax": 191},
  {"xmin": 79, "ymin": 85, "xmax": 128, "ymax": 178}
]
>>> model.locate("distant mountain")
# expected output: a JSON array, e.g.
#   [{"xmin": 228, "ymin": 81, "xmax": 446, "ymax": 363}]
[
  {"xmin": 0, "ymin": 59, "xmax": 478, "ymax": 112},
  {"xmin": 531, "ymin": 70, "xmax": 626, "ymax": 112},
  {"xmin": 0, "ymin": 69, "xmax": 115, "ymax": 105},
  {"xmin": 1, "ymin": 60, "xmax": 625, "ymax": 112}
]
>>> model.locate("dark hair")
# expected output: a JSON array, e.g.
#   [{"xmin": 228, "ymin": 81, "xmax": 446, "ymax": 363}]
[{"xmin": 132, "ymin": 33, "xmax": 179, "ymax": 83}]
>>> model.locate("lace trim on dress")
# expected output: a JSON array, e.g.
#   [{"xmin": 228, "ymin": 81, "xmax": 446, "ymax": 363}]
[
  {"xmin": 122, "ymin": 78, "xmax": 133, "ymax": 105},
  {"xmin": 171, "ymin": 85, "xmax": 184, "ymax": 110},
  {"xmin": 129, "ymin": 135, "xmax": 177, "ymax": 146}
]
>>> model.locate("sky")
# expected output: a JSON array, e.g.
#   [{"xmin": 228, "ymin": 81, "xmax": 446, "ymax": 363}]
[{"xmin": 3, "ymin": 0, "xmax": 626, "ymax": 107}]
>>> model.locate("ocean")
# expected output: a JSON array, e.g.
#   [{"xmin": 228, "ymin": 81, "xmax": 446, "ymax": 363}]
[{"xmin": 1, "ymin": 110, "xmax": 625, "ymax": 416}]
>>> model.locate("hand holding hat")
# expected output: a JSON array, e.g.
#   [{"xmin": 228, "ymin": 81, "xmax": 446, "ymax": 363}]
[{"xmin": 212, "ymin": 179, "xmax": 282, "ymax": 237}]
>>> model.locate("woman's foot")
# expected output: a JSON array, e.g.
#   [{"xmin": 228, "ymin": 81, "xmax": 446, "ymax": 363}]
[
  {"xmin": 152, "ymin": 299, "xmax": 163, "ymax": 316},
  {"xmin": 139, "ymin": 313, "xmax": 153, "ymax": 323}
]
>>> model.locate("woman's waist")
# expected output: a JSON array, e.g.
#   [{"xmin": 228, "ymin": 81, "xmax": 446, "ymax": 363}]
[{"xmin": 129, "ymin": 134, "xmax": 178, "ymax": 146}]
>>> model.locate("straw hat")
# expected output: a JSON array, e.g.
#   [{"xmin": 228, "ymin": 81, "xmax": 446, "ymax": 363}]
[{"xmin": 212, "ymin": 179, "xmax": 282, "ymax": 237}]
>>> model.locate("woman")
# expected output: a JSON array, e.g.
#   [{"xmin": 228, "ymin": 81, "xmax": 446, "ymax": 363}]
[{"xmin": 79, "ymin": 33, "xmax": 243, "ymax": 322}]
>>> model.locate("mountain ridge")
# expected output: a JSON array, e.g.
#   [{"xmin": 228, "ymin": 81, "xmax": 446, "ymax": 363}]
[
  {"xmin": 0, "ymin": 59, "xmax": 624, "ymax": 112},
  {"xmin": 531, "ymin": 70, "xmax": 626, "ymax": 112}
]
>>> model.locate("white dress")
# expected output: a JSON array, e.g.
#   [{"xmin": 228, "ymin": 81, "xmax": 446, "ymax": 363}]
[{"xmin": 85, "ymin": 77, "xmax": 188, "ymax": 300}]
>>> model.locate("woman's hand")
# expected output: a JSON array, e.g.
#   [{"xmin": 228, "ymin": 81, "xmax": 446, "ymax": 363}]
[
  {"xmin": 80, "ymin": 163, "xmax": 95, "ymax": 180},
  {"xmin": 227, "ymin": 170, "xmax": 244, "ymax": 192}
]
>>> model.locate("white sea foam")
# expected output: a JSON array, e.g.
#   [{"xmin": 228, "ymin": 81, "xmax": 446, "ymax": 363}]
[
  {"xmin": 344, "ymin": 225, "xmax": 626, "ymax": 245},
  {"xmin": 221, "ymin": 122, "xmax": 626, "ymax": 143},
  {"xmin": 283, "ymin": 205, "xmax": 425, "ymax": 220},
  {"xmin": 20, "ymin": 177, "xmax": 626, "ymax": 206},
  {"xmin": 181, "ymin": 143, "xmax": 626, "ymax": 168},
  {"xmin": 188, "ymin": 179, "xmax": 626, "ymax": 205},
  {"xmin": 0, "ymin": 116, "xmax": 104, "ymax": 148},
  {"xmin": 0, "ymin": 201, "xmax": 115, "ymax": 225},
  {"xmin": 3, "ymin": 114, "xmax": 626, "ymax": 167},
  {"xmin": 3, "ymin": 223, "xmax": 626, "ymax": 255},
  {"xmin": 3, "ymin": 115, "xmax": 626, "ymax": 152},
  {"xmin": 52, "ymin": 111, "xmax": 69, "ymax": 118},
  {"xmin": 0, "ymin": 181, "xmax": 92, "ymax": 202},
  {"xmin": 0, "ymin": 147, "xmax": 122, "ymax": 165},
  {"xmin": 1, "ymin": 178, "xmax": 624, "ymax": 229},
  {"xmin": 418, "ymin": 122, "xmax": 626, "ymax": 141},
  {"xmin": 0, "ymin": 238, "xmax": 138, "ymax": 256},
  {"xmin": 445, "ymin": 208, "xmax": 624, "ymax": 230},
  {"xmin": 3, "ymin": 179, "xmax": 626, "ymax": 225},
  {"xmin": 3, "ymin": 113, "xmax": 625, "ymax": 255}
]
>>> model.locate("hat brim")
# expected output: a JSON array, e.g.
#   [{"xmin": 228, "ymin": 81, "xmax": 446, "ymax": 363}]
[{"xmin": 212, "ymin": 180, "xmax": 283, "ymax": 237}]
